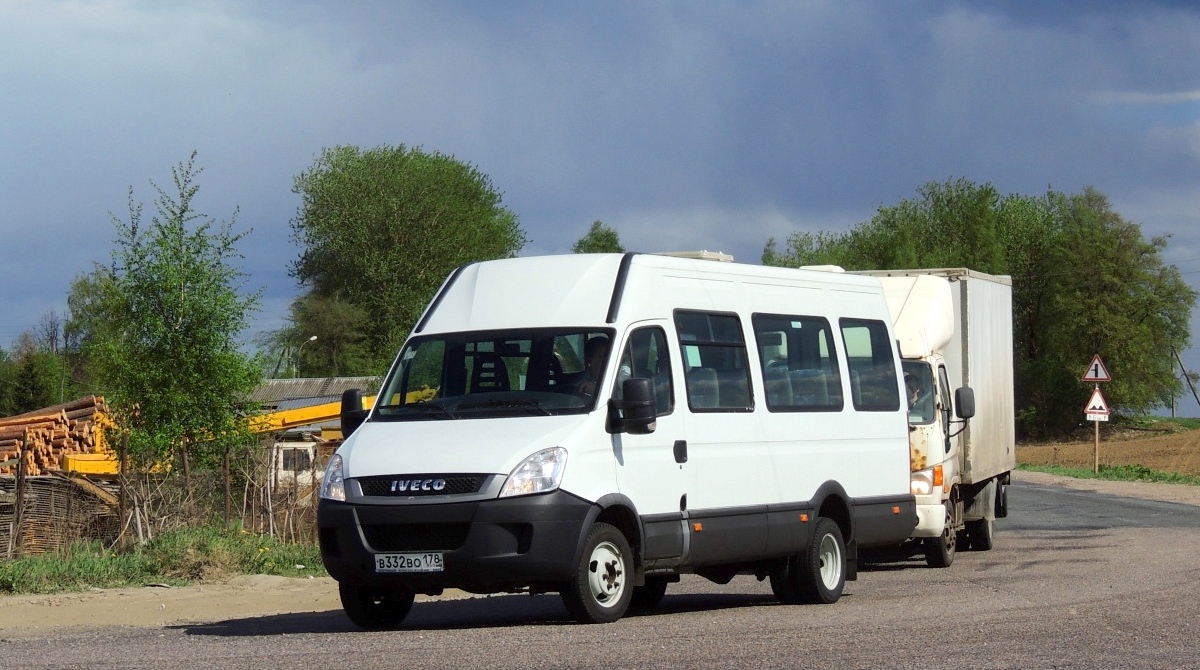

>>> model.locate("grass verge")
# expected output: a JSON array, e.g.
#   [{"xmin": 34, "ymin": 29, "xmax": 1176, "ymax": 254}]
[
  {"xmin": 0, "ymin": 528, "xmax": 323, "ymax": 595},
  {"xmin": 1017, "ymin": 462, "xmax": 1200, "ymax": 486}
]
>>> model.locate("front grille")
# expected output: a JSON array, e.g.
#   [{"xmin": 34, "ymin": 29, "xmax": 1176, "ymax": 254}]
[
  {"xmin": 362, "ymin": 523, "xmax": 471, "ymax": 552},
  {"xmin": 358, "ymin": 474, "xmax": 487, "ymax": 497}
]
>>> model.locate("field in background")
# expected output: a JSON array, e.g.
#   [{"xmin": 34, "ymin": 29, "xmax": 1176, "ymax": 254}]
[{"xmin": 1017, "ymin": 418, "xmax": 1200, "ymax": 478}]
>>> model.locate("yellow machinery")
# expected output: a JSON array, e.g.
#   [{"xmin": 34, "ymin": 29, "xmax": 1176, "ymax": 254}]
[
  {"xmin": 246, "ymin": 395, "xmax": 377, "ymax": 436},
  {"xmin": 59, "ymin": 396, "xmax": 377, "ymax": 476}
]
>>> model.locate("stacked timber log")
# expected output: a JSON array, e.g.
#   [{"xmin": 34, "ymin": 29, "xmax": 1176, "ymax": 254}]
[{"xmin": 0, "ymin": 397, "xmax": 114, "ymax": 476}]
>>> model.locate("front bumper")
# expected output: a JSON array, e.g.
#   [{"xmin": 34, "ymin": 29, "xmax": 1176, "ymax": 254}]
[
  {"xmin": 911, "ymin": 499, "xmax": 947, "ymax": 538},
  {"xmin": 317, "ymin": 490, "xmax": 595, "ymax": 594}
]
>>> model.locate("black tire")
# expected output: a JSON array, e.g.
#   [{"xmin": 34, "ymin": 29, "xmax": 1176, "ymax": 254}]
[
  {"xmin": 770, "ymin": 517, "xmax": 846, "ymax": 605},
  {"xmin": 630, "ymin": 576, "xmax": 670, "ymax": 610},
  {"xmin": 965, "ymin": 517, "xmax": 995, "ymax": 551},
  {"xmin": 995, "ymin": 481, "xmax": 1009, "ymax": 519},
  {"xmin": 561, "ymin": 522, "xmax": 634, "ymax": 624},
  {"xmin": 338, "ymin": 582, "xmax": 415, "ymax": 629},
  {"xmin": 925, "ymin": 503, "xmax": 956, "ymax": 568}
]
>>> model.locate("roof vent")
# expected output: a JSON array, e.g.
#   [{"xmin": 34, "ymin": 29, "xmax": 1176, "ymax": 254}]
[{"xmin": 655, "ymin": 250, "xmax": 734, "ymax": 262}]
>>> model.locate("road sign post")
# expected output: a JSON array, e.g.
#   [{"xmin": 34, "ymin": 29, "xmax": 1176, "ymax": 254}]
[{"xmin": 1082, "ymin": 356, "xmax": 1110, "ymax": 474}]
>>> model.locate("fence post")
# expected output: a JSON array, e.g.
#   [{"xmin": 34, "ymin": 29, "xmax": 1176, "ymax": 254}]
[{"xmin": 12, "ymin": 430, "xmax": 29, "ymax": 557}]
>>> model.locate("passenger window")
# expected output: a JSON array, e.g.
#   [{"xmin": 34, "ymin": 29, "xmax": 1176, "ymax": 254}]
[
  {"xmin": 839, "ymin": 318, "xmax": 901, "ymax": 412},
  {"xmin": 612, "ymin": 327, "xmax": 674, "ymax": 416},
  {"xmin": 674, "ymin": 311, "xmax": 753, "ymax": 412},
  {"xmin": 752, "ymin": 314, "xmax": 843, "ymax": 412}
]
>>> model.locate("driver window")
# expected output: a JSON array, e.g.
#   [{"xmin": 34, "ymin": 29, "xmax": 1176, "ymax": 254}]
[{"xmin": 613, "ymin": 327, "xmax": 675, "ymax": 416}]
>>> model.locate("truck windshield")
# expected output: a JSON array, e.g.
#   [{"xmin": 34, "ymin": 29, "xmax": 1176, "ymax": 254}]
[
  {"xmin": 373, "ymin": 328, "xmax": 615, "ymax": 421},
  {"xmin": 903, "ymin": 361, "xmax": 935, "ymax": 425}
]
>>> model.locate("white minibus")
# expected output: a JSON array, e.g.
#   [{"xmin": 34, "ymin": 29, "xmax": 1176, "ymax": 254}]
[{"xmin": 318, "ymin": 252, "xmax": 916, "ymax": 626}]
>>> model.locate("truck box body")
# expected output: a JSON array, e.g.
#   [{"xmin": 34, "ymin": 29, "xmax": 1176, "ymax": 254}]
[{"xmin": 943, "ymin": 269, "xmax": 1016, "ymax": 482}]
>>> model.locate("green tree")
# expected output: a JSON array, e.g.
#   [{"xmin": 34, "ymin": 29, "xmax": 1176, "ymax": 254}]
[
  {"xmin": 762, "ymin": 180, "xmax": 1196, "ymax": 438},
  {"xmin": 1027, "ymin": 188, "xmax": 1194, "ymax": 433},
  {"xmin": 289, "ymin": 145, "xmax": 527, "ymax": 371},
  {"xmin": 572, "ymin": 220, "xmax": 624, "ymax": 253},
  {"xmin": 2, "ymin": 314, "xmax": 79, "ymax": 415},
  {"xmin": 0, "ymin": 348, "xmax": 14, "ymax": 416},
  {"xmin": 10, "ymin": 352, "xmax": 63, "ymax": 412},
  {"xmin": 763, "ymin": 179, "xmax": 1005, "ymax": 273},
  {"xmin": 265, "ymin": 295, "xmax": 372, "ymax": 378},
  {"xmin": 78, "ymin": 152, "xmax": 263, "ymax": 487}
]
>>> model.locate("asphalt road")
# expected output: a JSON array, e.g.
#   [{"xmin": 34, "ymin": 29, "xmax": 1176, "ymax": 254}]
[{"xmin": 4, "ymin": 480, "xmax": 1200, "ymax": 669}]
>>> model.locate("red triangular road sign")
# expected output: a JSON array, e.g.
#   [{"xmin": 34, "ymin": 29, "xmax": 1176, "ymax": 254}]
[
  {"xmin": 1082, "ymin": 355, "xmax": 1111, "ymax": 382},
  {"xmin": 1083, "ymin": 387, "xmax": 1109, "ymax": 415}
]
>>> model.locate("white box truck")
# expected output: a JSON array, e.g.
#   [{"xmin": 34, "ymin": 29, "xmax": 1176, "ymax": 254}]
[
  {"xmin": 859, "ymin": 268, "xmax": 1015, "ymax": 567},
  {"xmin": 318, "ymin": 252, "xmax": 918, "ymax": 627}
]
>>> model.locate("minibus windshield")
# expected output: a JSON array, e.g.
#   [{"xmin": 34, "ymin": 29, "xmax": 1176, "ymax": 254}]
[{"xmin": 373, "ymin": 328, "xmax": 616, "ymax": 420}]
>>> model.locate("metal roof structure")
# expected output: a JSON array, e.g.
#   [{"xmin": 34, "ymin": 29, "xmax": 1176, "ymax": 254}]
[{"xmin": 248, "ymin": 377, "xmax": 382, "ymax": 408}]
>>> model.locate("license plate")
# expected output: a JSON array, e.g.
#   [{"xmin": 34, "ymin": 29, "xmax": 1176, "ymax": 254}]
[{"xmin": 374, "ymin": 552, "xmax": 444, "ymax": 573}]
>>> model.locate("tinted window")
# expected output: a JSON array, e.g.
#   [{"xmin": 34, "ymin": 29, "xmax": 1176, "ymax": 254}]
[
  {"xmin": 675, "ymin": 311, "xmax": 753, "ymax": 412},
  {"xmin": 753, "ymin": 313, "xmax": 843, "ymax": 412},
  {"xmin": 839, "ymin": 318, "xmax": 901, "ymax": 412}
]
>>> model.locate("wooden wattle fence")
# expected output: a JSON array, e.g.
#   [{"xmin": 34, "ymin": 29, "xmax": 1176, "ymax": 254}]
[{"xmin": 0, "ymin": 396, "xmax": 114, "ymax": 476}]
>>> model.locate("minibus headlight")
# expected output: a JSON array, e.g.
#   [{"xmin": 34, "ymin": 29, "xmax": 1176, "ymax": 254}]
[
  {"xmin": 500, "ymin": 447, "xmax": 568, "ymax": 498},
  {"xmin": 320, "ymin": 453, "xmax": 346, "ymax": 501},
  {"xmin": 911, "ymin": 470, "xmax": 933, "ymax": 497}
]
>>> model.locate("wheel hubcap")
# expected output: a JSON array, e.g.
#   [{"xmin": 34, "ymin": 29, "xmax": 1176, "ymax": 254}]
[
  {"xmin": 818, "ymin": 533, "xmax": 842, "ymax": 589},
  {"xmin": 587, "ymin": 540, "xmax": 625, "ymax": 606}
]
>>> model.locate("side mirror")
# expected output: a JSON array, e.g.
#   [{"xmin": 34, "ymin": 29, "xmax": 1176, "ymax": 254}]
[
  {"xmin": 955, "ymin": 387, "xmax": 976, "ymax": 420},
  {"xmin": 608, "ymin": 377, "xmax": 657, "ymax": 435},
  {"xmin": 340, "ymin": 388, "xmax": 368, "ymax": 437}
]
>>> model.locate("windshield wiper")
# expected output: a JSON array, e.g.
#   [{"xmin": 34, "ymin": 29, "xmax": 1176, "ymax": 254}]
[
  {"xmin": 404, "ymin": 401, "xmax": 457, "ymax": 419},
  {"xmin": 458, "ymin": 398, "xmax": 553, "ymax": 416}
]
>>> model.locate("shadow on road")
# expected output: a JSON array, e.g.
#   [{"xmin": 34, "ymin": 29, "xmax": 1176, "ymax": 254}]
[{"xmin": 175, "ymin": 590, "xmax": 781, "ymax": 636}]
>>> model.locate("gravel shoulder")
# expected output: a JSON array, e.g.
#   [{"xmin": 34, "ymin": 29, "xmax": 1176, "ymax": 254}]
[{"xmin": 1, "ymin": 470, "xmax": 1197, "ymax": 633}]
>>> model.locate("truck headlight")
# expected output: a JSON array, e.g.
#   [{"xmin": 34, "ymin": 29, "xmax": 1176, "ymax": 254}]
[
  {"xmin": 911, "ymin": 470, "xmax": 933, "ymax": 497},
  {"xmin": 320, "ymin": 453, "xmax": 346, "ymax": 501},
  {"xmin": 500, "ymin": 447, "xmax": 567, "ymax": 498}
]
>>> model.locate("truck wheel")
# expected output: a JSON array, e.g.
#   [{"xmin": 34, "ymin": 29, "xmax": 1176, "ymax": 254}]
[
  {"xmin": 630, "ymin": 576, "xmax": 670, "ymax": 610},
  {"xmin": 966, "ymin": 518, "xmax": 994, "ymax": 551},
  {"xmin": 770, "ymin": 517, "xmax": 846, "ymax": 605},
  {"xmin": 561, "ymin": 522, "xmax": 633, "ymax": 624},
  {"xmin": 338, "ymin": 583, "xmax": 414, "ymax": 629},
  {"xmin": 925, "ymin": 504, "xmax": 956, "ymax": 568},
  {"xmin": 995, "ymin": 481, "xmax": 1009, "ymax": 519}
]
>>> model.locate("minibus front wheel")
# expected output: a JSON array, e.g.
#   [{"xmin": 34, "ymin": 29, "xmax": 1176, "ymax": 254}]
[
  {"xmin": 339, "ymin": 582, "xmax": 415, "ymax": 629},
  {"xmin": 561, "ymin": 522, "xmax": 634, "ymax": 624}
]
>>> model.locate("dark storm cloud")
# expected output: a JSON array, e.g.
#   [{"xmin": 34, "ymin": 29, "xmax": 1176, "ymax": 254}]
[{"xmin": 1, "ymin": 1, "xmax": 1197, "ymax": 388}]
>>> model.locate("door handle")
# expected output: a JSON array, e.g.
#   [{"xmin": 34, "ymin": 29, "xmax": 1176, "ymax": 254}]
[{"xmin": 673, "ymin": 440, "xmax": 687, "ymax": 464}]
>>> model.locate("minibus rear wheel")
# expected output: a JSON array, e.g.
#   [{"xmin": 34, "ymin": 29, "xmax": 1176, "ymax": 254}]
[
  {"xmin": 770, "ymin": 516, "xmax": 846, "ymax": 605},
  {"xmin": 338, "ymin": 582, "xmax": 415, "ymax": 629},
  {"xmin": 630, "ymin": 576, "xmax": 670, "ymax": 610},
  {"xmin": 561, "ymin": 522, "xmax": 634, "ymax": 623}
]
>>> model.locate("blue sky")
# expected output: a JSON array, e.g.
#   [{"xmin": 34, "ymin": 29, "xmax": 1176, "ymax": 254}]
[{"xmin": 2, "ymin": 1, "xmax": 1198, "ymax": 411}]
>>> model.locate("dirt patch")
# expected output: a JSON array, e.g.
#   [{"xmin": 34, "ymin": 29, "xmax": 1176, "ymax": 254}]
[
  {"xmin": 0, "ymin": 574, "xmax": 342, "ymax": 631},
  {"xmin": 0, "ymin": 574, "xmax": 477, "ymax": 633},
  {"xmin": 1017, "ymin": 425, "xmax": 1200, "ymax": 476}
]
